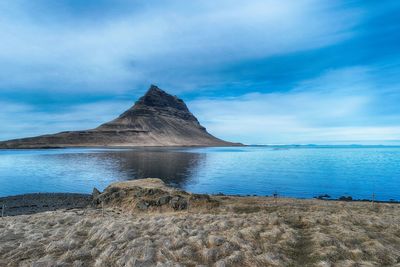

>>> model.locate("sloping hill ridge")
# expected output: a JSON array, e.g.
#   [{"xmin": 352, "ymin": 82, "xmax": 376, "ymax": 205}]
[{"xmin": 0, "ymin": 85, "xmax": 241, "ymax": 148}]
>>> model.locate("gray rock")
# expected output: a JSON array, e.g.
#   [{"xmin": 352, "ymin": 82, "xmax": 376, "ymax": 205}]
[
  {"xmin": 92, "ymin": 187, "xmax": 101, "ymax": 198},
  {"xmin": 136, "ymin": 200, "xmax": 150, "ymax": 210},
  {"xmin": 170, "ymin": 196, "xmax": 188, "ymax": 210},
  {"xmin": 157, "ymin": 195, "xmax": 172, "ymax": 206},
  {"xmin": 190, "ymin": 194, "xmax": 211, "ymax": 202}
]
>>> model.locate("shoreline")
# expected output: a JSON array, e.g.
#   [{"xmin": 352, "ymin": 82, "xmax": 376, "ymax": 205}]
[
  {"xmin": 0, "ymin": 143, "xmax": 246, "ymax": 150},
  {"xmin": 1, "ymin": 188, "xmax": 398, "ymax": 217},
  {"xmin": 0, "ymin": 193, "xmax": 92, "ymax": 216}
]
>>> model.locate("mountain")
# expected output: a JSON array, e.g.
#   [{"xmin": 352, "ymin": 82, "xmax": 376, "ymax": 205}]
[{"xmin": 0, "ymin": 85, "xmax": 241, "ymax": 148}]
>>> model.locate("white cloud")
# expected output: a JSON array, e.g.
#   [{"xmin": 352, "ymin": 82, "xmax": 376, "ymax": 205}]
[
  {"xmin": 0, "ymin": 100, "xmax": 133, "ymax": 140},
  {"xmin": 0, "ymin": 0, "xmax": 361, "ymax": 91},
  {"xmin": 189, "ymin": 66, "xmax": 400, "ymax": 144}
]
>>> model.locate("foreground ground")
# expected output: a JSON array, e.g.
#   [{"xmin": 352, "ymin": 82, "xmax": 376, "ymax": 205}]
[{"xmin": 1, "ymin": 179, "xmax": 400, "ymax": 266}]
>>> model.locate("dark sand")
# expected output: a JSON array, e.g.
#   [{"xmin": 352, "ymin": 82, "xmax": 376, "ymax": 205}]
[{"xmin": 0, "ymin": 193, "xmax": 92, "ymax": 216}]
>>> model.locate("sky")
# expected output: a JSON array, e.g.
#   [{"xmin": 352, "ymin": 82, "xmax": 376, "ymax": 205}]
[{"xmin": 1, "ymin": 0, "xmax": 400, "ymax": 145}]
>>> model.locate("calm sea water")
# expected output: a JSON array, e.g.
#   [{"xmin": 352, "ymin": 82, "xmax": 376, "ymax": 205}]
[{"xmin": 0, "ymin": 146, "xmax": 399, "ymax": 200}]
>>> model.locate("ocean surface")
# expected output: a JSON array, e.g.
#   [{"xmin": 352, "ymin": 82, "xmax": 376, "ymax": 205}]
[{"xmin": 0, "ymin": 146, "xmax": 399, "ymax": 201}]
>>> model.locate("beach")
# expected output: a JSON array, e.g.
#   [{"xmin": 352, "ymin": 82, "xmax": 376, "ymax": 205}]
[{"xmin": 1, "ymin": 178, "xmax": 400, "ymax": 266}]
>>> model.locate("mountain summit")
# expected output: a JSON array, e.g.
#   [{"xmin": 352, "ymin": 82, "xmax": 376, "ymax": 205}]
[
  {"xmin": 98, "ymin": 85, "xmax": 203, "ymax": 131},
  {"xmin": 0, "ymin": 85, "xmax": 240, "ymax": 148}
]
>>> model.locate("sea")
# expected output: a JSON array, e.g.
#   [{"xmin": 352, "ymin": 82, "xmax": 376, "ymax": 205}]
[{"xmin": 0, "ymin": 146, "xmax": 399, "ymax": 201}]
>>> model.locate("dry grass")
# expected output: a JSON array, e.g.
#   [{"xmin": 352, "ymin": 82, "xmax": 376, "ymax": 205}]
[{"xmin": 1, "ymin": 179, "xmax": 400, "ymax": 266}]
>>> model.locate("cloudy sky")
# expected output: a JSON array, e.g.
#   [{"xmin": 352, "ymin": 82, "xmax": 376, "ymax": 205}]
[{"xmin": 1, "ymin": 0, "xmax": 400, "ymax": 144}]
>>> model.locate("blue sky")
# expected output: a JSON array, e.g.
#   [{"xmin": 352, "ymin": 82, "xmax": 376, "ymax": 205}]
[{"xmin": 1, "ymin": 0, "xmax": 400, "ymax": 144}]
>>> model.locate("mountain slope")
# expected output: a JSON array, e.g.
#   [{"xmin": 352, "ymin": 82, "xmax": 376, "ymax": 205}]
[{"xmin": 0, "ymin": 85, "xmax": 241, "ymax": 148}]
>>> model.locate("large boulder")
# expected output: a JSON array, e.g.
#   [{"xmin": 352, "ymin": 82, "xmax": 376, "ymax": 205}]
[{"xmin": 93, "ymin": 178, "xmax": 217, "ymax": 212}]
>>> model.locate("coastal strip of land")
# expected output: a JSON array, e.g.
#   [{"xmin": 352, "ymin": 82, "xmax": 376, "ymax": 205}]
[
  {"xmin": 1, "ymin": 178, "xmax": 400, "ymax": 266},
  {"xmin": 0, "ymin": 193, "xmax": 92, "ymax": 216}
]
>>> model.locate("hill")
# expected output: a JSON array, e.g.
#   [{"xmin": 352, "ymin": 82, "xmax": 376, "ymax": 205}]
[{"xmin": 0, "ymin": 85, "xmax": 241, "ymax": 148}]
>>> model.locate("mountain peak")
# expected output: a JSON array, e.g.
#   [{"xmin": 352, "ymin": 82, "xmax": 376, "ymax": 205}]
[
  {"xmin": 0, "ymin": 85, "xmax": 241, "ymax": 148},
  {"xmin": 147, "ymin": 84, "xmax": 163, "ymax": 93},
  {"xmin": 135, "ymin": 85, "xmax": 189, "ymax": 112}
]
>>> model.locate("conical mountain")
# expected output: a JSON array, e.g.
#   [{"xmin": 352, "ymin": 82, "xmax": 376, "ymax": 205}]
[{"xmin": 0, "ymin": 85, "xmax": 241, "ymax": 148}]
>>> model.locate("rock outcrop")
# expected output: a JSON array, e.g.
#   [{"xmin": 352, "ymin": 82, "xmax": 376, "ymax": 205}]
[
  {"xmin": 93, "ymin": 178, "xmax": 218, "ymax": 212},
  {"xmin": 0, "ymin": 85, "xmax": 241, "ymax": 148}
]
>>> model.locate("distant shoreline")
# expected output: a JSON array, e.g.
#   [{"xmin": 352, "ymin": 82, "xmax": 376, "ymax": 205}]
[
  {"xmin": 3, "ymin": 144, "xmax": 400, "ymax": 150},
  {"xmin": 1, "ymin": 189, "xmax": 398, "ymax": 217},
  {"xmin": 0, "ymin": 193, "xmax": 92, "ymax": 216},
  {"xmin": 0, "ymin": 144, "xmax": 246, "ymax": 150}
]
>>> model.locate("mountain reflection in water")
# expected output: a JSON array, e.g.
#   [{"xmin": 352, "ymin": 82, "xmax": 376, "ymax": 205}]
[
  {"xmin": 0, "ymin": 148, "xmax": 206, "ymax": 197},
  {"xmin": 101, "ymin": 149, "xmax": 206, "ymax": 186}
]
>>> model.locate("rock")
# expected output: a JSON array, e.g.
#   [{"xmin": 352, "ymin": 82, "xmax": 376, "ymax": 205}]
[
  {"xmin": 92, "ymin": 187, "xmax": 101, "ymax": 199},
  {"xmin": 157, "ymin": 195, "xmax": 172, "ymax": 206},
  {"xmin": 90, "ymin": 179, "xmax": 216, "ymax": 212},
  {"xmin": 170, "ymin": 196, "xmax": 188, "ymax": 210},
  {"xmin": 136, "ymin": 200, "xmax": 151, "ymax": 210},
  {"xmin": 339, "ymin": 196, "xmax": 353, "ymax": 201},
  {"xmin": 0, "ymin": 85, "xmax": 241, "ymax": 148},
  {"xmin": 315, "ymin": 194, "xmax": 331, "ymax": 200},
  {"xmin": 190, "ymin": 194, "xmax": 211, "ymax": 202}
]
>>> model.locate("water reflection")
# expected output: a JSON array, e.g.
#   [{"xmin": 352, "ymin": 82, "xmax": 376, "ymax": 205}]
[
  {"xmin": 0, "ymin": 148, "xmax": 207, "ymax": 196},
  {"xmin": 102, "ymin": 149, "xmax": 206, "ymax": 186}
]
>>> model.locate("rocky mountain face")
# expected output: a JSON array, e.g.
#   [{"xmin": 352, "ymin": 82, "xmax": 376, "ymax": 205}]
[{"xmin": 0, "ymin": 85, "xmax": 240, "ymax": 148}]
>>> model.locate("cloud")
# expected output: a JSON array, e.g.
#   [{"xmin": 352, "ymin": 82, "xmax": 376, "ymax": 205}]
[
  {"xmin": 189, "ymin": 66, "xmax": 400, "ymax": 144},
  {"xmin": 0, "ymin": 100, "xmax": 133, "ymax": 140},
  {"xmin": 0, "ymin": 0, "xmax": 361, "ymax": 92}
]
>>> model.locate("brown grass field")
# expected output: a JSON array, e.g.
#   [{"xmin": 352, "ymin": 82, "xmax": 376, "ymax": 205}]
[{"xmin": 1, "ymin": 179, "xmax": 400, "ymax": 266}]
